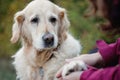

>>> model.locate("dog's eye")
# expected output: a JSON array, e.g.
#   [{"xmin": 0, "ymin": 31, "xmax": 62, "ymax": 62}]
[
  {"xmin": 49, "ymin": 17, "xmax": 57, "ymax": 23},
  {"xmin": 31, "ymin": 17, "xmax": 39, "ymax": 23}
]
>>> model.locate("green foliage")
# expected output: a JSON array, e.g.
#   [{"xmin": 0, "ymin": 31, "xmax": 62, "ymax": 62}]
[{"xmin": 0, "ymin": 0, "xmax": 31, "ymax": 58}]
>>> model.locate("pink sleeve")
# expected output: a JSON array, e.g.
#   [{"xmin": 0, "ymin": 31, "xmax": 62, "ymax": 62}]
[
  {"xmin": 96, "ymin": 39, "xmax": 119, "ymax": 66},
  {"xmin": 80, "ymin": 38, "xmax": 120, "ymax": 80},
  {"xmin": 80, "ymin": 66, "xmax": 120, "ymax": 80}
]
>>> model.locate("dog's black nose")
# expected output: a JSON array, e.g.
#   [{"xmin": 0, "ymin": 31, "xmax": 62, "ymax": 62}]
[{"xmin": 42, "ymin": 33, "xmax": 54, "ymax": 47}]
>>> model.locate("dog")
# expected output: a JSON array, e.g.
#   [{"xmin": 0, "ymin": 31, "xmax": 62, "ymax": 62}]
[{"xmin": 11, "ymin": 0, "xmax": 82, "ymax": 80}]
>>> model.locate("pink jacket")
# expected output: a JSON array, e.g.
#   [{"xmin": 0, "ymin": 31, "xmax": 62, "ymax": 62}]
[{"xmin": 80, "ymin": 38, "xmax": 120, "ymax": 80}]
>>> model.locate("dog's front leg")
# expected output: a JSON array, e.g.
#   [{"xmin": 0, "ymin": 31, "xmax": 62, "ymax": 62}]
[
  {"xmin": 16, "ymin": 66, "xmax": 41, "ymax": 80},
  {"xmin": 13, "ymin": 57, "xmax": 40, "ymax": 80},
  {"xmin": 61, "ymin": 61, "xmax": 88, "ymax": 77}
]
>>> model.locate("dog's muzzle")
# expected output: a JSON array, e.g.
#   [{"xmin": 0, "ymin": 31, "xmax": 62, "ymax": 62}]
[{"xmin": 42, "ymin": 33, "xmax": 54, "ymax": 48}]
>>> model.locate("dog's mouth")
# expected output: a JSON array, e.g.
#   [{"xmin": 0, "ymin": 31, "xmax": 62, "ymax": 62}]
[
  {"xmin": 37, "ymin": 41, "xmax": 58, "ymax": 52},
  {"xmin": 37, "ymin": 44, "xmax": 58, "ymax": 52},
  {"xmin": 33, "ymin": 33, "xmax": 59, "ymax": 52}
]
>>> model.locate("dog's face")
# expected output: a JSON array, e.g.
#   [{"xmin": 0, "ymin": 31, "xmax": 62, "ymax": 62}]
[{"xmin": 11, "ymin": 0, "xmax": 70, "ymax": 51}]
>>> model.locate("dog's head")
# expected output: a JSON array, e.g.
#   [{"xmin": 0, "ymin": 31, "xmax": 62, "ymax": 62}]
[{"xmin": 11, "ymin": 0, "xmax": 70, "ymax": 51}]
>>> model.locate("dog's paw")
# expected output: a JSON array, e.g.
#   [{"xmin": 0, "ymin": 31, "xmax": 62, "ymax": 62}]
[{"xmin": 62, "ymin": 61, "xmax": 87, "ymax": 77}]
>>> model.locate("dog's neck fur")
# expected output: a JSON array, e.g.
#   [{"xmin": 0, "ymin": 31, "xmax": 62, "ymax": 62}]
[
  {"xmin": 21, "ymin": 30, "xmax": 67, "ymax": 67},
  {"xmin": 22, "ymin": 39, "xmax": 61, "ymax": 68}
]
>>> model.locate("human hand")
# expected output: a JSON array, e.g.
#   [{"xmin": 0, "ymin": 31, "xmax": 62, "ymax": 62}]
[
  {"xmin": 56, "ymin": 61, "xmax": 87, "ymax": 79},
  {"xmin": 57, "ymin": 71, "xmax": 83, "ymax": 80},
  {"xmin": 66, "ymin": 52, "xmax": 103, "ymax": 66}
]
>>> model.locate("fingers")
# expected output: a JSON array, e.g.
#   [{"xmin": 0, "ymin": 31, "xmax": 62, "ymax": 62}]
[
  {"xmin": 56, "ymin": 63, "xmax": 69, "ymax": 78},
  {"xmin": 56, "ymin": 56, "xmax": 83, "ymax": 79},
  {"xmin": 58, "ymin": 77, "xmax": 63, "ymax": 80},
  {"xmin": 62, "ymin": 71, "xmax": 82, "ymax": 80},
  {"xmin": 56, "ymin": 67, "xmax": 63, "ymax": 78},
  {"xmin": 56, "ymin": 59, "xmax": 74, "ymax": 77}
]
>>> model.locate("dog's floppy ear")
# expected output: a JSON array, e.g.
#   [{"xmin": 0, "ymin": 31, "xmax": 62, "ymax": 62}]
[
  {"xmin": 58, "ymin": 8, "xmax": 70, "ymax": 42},
  {"xmin": 59, "ymin": 8, "xmax": 70, "ymax": 30},
  {"xmin": 10, "ymin": 11, "xmax": 25, "ymax": 44}
]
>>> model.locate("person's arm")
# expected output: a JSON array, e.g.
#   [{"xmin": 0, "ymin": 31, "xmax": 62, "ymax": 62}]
[
  {"xmin": 57, "ymin": 71, "xmax": 83, "ymax": 80},
  {"xmin": 56, "ymin": 38, "xmax": 120, "ymax": 80},
  {"xmin": 65, "ymin": 52, "xmax": 103, "ymax": 66},
  {"xmin": 80, "ymin": 65, "xmax": 120, "ymax": 80},
  {"xmin": 56, "ymin": 52, "xmax": 103, "ymax": 79},
  {"xmin": 96, "ymin": 39, "xmax": 119, "ymax": 66},
  {"xmin": 80, "ymin": 38, "xmax": 120, "ymax": 80},
  {"xmin": 65, "ymin": 38, "xmax": 120, "ymax": 67},
  {"xmin": 57, "ymin": 66, "xmax": 120, "ymax": 80}
]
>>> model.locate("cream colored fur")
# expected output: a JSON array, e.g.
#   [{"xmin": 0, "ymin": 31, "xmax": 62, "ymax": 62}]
[
  {"xmin": 11, "ymin": 0, "xmax": 82, "ymax": 80},
  {"xmin": 62, "ymin": 61, "xmax": 87, "ymax": 77}
]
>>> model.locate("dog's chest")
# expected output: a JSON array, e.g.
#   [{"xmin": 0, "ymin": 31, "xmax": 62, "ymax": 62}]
[
  {"xmin": 39, "ymin": 67, "xmax": 44, "ymax": 80},
  {"xmin": 35, "ymin": 50, "xmax": 54, "ymax": 67}
]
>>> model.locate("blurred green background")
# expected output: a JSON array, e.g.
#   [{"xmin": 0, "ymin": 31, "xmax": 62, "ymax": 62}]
[{"xmin": 0, "ymin": 0, "xmax": 119, "ymax": 80}]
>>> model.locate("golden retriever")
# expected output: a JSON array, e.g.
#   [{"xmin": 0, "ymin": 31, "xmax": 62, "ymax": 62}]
[{"xmin": 11, "ymin": 0, "xmax": 82, "ymax": 80}]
